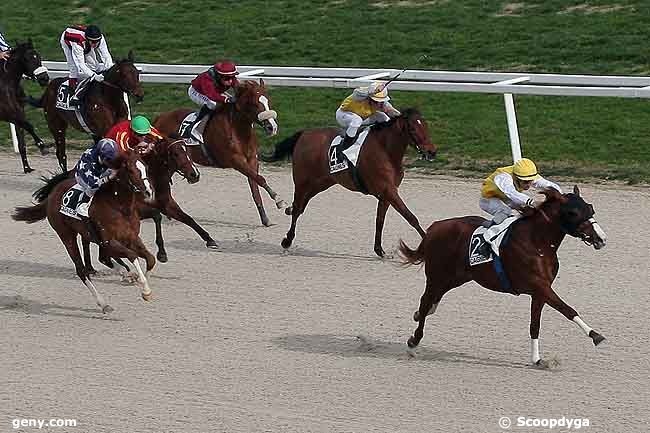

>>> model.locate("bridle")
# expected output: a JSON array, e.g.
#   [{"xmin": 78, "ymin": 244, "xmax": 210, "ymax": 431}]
[
  {"xmin": 162, "ymin": 139, "xmax": 197, "ymax": 180},
  {"xmin": 101, "ymin": 62, "xmax": 138, "ymax": 95}
]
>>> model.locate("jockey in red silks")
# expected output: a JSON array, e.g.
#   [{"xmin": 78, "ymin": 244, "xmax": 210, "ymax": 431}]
[
  {"xmin": 105, "ymin": 116, "xmax": 163, "ymax": 154},
  {"xmin": 59, "ymin": 24, "xmax": 114, "ymax": 106},
  {"xmin": 187, "ymin": 61, "xmax": 240, "ymax": 136}
]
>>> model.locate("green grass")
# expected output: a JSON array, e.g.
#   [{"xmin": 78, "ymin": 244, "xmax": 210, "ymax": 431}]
[{"xmin": 4, "ymin": 0, "xmax": 650, "ymax": 182}]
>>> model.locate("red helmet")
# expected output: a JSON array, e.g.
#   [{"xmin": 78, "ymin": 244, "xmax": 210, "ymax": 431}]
[{"xmin": 214, "ymin": 61, "xmax": 239, "ymax": 77}]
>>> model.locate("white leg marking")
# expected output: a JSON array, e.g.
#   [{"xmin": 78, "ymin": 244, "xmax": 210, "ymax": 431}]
[
  {"xmin": 531, "ymin": 338, "xmax": 541, "ymax": 364},
  {"xmin": 131, "ymin": 258, "xmax": 152, "ymax": 298},
  {"xmin": 83, "ymin": 279, "xmax": 107, "ymax": 309},
  {"xmin": 573, "ymin": 316, "xmax": 592, "ymax": 336}
]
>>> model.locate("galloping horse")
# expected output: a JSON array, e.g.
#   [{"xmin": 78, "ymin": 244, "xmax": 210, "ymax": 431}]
[
  {"xmin": 154, "ymin": 79, "xmax": 285, "ymax": 227},
  {"xmin": 0, "ymin": 40, "xmax": 49, "ymax": 173},
  {"xmin": 29, "ymin": 51, "xmax": 144, "ymax": 172},
  {"xmin": 399, "ymin": 186, "xmax": 608, "ymax": 365},
  {"xmin": 12, "ymin": 152, "xmax": 155, "ymax": 313},
  {"xmin": 262, "ymin": 108, "xmax": 437, "ymax": 257}
]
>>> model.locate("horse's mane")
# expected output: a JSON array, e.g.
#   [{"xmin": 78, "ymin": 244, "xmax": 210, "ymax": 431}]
[{"xmin": 371, "ymin": 107, "xmax": 421, "ymax": 132}]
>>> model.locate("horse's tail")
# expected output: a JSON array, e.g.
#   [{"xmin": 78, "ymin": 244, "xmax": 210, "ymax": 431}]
[
  {"xmin": 12, "ymin": 201, "xmax": 47, "ymax": 224},
  {"xmin": 260, "ymin": 131, "xmax": 303, "ymax": 162},
  {"xmin": 33, "ymin": 171, "xmax": 71, "ymax": 203},
  {"xmin": 398, "ymin": 238, "xmax": 427, "ymax": 266}
]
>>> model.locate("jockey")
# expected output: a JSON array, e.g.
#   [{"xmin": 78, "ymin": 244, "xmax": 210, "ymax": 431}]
[
  {"xmin": 479, "ymin": 158, "xmax": 562, "ymax": 254},
  {"xmin": 74, "ymin": 138, "xmax": 120, "ymax": 244},
  {"xmin": 105, "ymin": 116, "xmax": 163, "ymax": 154},
  {"xmin": 59, "ymin": 24, "xmax": 114, "ymax": 106},
  {"xmin": 336, "ymin": 81, "xmax": 401, "ymax": 159},
  {"xmin": 187, "ymin": 60, "xmax": 239, "ymax": 136},
  {"xmin": 0, "ymin": 27, "xmax": 10, "ymax": 61}
]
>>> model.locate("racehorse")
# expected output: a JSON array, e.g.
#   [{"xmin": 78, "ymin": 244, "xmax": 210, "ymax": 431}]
[
  {"xmin": 261, "ymin": 108, "xmax": 437, "ymax": 257},
  {"xmin": 29, "ymin": 51, "xmax": 144, "ymax": 172},
  {"xmin": 86, "ymin": 137, "xmax": 207, "ymax": 269},
  {"xmin": 399, "ymin": 186, "xmax": 608, "ymax": 366},
  {"xmin": 0, "ymin": 40, "xmax": 49, "ymax": 173},
  {"xmin": 154, "ymin": 79, "xmax": 285, "ymax": 227},
  {"xmin": 12, "ymin": 151, "xmax": 155, "ymax": 313}
]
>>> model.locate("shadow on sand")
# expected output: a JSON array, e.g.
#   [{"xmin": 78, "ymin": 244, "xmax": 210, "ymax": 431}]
[{"xmin": 0, "ymin": 294, "xmax": 122, "ymax": 321}]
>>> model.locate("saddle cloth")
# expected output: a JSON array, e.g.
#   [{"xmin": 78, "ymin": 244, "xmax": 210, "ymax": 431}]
[
  {"xmin": 468, "ymin": 216, "xmax": 518, "ymax": 266},
  {"xmin": 59, "ymin": 184, "xmax": 92, "ymax": 220},
  {"xmin": 179, "ymin": 112, "xmax": 203, "ymax": 145},
  {"xmin": 328, "ymin": 127, "xmax": 371, "ymax": 174}
]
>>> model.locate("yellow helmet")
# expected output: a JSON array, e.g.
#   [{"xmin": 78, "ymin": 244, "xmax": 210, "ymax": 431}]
[
  {"xmin": 513, "ymin": 158, "xmax": 539, "ymax": 181},
  {"xmin": 367, "ymin": 81, "xmax": 390, "ymax": 102}
]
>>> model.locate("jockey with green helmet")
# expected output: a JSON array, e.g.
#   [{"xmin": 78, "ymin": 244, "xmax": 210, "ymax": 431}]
[
  {"xmin": 335, "ymin": 81, "xmax": 401, "ymax": 157},
  {"xmin": 105, "ymin": 115, "xmax": 163, "ymax": 154}
]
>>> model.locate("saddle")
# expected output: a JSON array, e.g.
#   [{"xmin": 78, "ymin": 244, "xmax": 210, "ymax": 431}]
[{"xmin": 55, "ymin": 80, "xmax": 93, "ymax": 133}]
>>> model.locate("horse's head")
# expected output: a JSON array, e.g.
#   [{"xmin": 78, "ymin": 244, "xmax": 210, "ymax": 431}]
[
  {"xmin": 104, "ymin": 51, "xmax": 144, "ymax": 101},
  {"xmin": 541, "ymin": 186, "xmax": 607, "ymax": 250},
  {"xmin": 118, "ymin": 152, "xmax": 154, "ymax": 201},
  {"xmin": 399, "ymin": 108, "xmax": 437, "ymax": 161},
  {"xmin": 159, "ymin": 138, "xmax": 200, "ymax": 184},
  {"xmin": 10, "ymin": 40, "xmax": 49, "ymax": 86},
  {"xmin": 234, "ymin": 79, "xmax": 279, "ymax": 136}
]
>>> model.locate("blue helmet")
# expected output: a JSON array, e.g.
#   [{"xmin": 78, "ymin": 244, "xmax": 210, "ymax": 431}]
[{"xmin": 97, "ymin": 138, "xmax": 118, "ymax": 163}]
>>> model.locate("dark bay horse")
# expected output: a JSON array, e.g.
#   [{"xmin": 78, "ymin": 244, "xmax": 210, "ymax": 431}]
[
  {"xmin": 12, "ymin": 152, "xmax": 155, "ymax": 313},
  {"xmin": 29, "ymin": 51, "xmax": 144, "ymax": 171},
  {"xmin": 0, "ymin": 40, "xmax": 50, "ymax": 173},
  {"xmin": 154, "ymin": 79, "xmax": 285, "ymax": 227},
  {"xmin": 399, "ymin": 186, "xmax": 608, "ymax": 366},
  {"xmin": 262, "ymin": 108, "xmax": 437, "ymax": 257}
]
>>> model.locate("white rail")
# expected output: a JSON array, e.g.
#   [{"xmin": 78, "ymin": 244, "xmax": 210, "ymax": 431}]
[{"xmin": 12, "ymin": 62, "xmax": 650, "ymax": 160}]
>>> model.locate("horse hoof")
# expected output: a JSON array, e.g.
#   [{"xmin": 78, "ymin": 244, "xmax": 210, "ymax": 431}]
[
  {"xmin": 262, "ymin": 216, "xmax": 272, "ymax": 227},
  {"xmin": 407, "ymin": 336, "xmax": 419, "ymax": 348},
  {"xmin": 102, "ymin": 305, "xmax": 114, "ymax": 314},
  {"xmin": 406, "ymin": 346, "xmax": 417, "ymax": 358},
  {"xmin": 142, "ymin": 292, "xmax": 153, "ymax": 302},
  {"xmin": 374, "ymin": 246, "xmax": 385, "ymax": 258},
  {"xmin": 23, "ymin": 166, "xmax": 34, "ymax": 174},
  {"xmin": 206, "ymin": 239, "xmax": 220, "ymax": 249},
  {"xmin": 589, "ymin": 330, "xmax": 606, "ymax": 346},
  {"xmin": 38, "ymin": 144, "xmax": 49, "ymax": 155},
  {"xmin": 284, "ymin": 206, "xmax": 293, "ymax": 216},
  {"xmin": 157, "ymin": 252, "xmax": 168, "ymax": 262},
  {"xmin": 413, "ymin": 311, "xmax": 420, "ymax": 322},
  {"xmin": 99, "ymin": 257, "xmax": 114, "ymax": 269},
  {"xmin": 275, "ymin": 200, "xmax": 287, "ymax": 209},
  {"xmin": 281, "ymin": 237, "xmax": 292, "ymax": 249},
  {"xmin": 85, "ymin": 267, "xmax": 97, "ymax": 275}
]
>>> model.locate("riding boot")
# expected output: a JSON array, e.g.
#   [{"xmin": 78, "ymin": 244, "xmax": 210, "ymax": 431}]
[{"xmin": 337, "ymin": 134, "xmax": 356, "ymax": 163}]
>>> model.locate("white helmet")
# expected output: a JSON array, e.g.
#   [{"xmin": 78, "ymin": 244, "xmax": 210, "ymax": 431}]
[{"xmin": 367, "ymin": 81, "xmax": 390, "ymax": 102}]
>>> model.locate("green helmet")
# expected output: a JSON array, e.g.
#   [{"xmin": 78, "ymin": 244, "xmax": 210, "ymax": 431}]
[{"xmin": 131, "ymin": 115, "xmax": 151, "ymax": 135}]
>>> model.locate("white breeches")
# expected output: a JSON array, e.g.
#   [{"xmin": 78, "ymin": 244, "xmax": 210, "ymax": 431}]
[
  {"xmin": 188, "ymin": 86, "xmax": 217, "ymax": 109},
  {"xmin": 336, "ymin": 109, "xmax": 390, "ymax": 138},
  {"xmin": 479, "ymin": 197, "xmax": 515, "ymax": 224}
]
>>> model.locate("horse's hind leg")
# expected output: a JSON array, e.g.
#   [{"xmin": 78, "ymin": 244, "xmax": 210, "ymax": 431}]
[
  {"xmin": 544, "ymin": 288, "xmax": 606, "ymax": 347},
  {"xmin": 61, "ymin": 233, "xmax": 112, "ymax": 313},
  {"xmin": 282, "ymin": 183, "xmax": 319, "ymax": 249},
  {"xmin": 82, "ymin": 239, "xmax": 97, "ymax": 274},
  {"xmin": 151, "ymin": 210, "xmax": 168, "ymax": 262},
  {"xmin": 102, "ymin": 239, "xmax": 153, "ymax": 301},
  {"xmin": 373, "ymin": 199, "xmax": 390, "ymax": 257},
  {"xmin": 407, "ymin": 279, "xmax": 451, "ymax": 353},
  {"xmin": 129, "ymin": 237, "xmax": 156, "ymax": 301}
]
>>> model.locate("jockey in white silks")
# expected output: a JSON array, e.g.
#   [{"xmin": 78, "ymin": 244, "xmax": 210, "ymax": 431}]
[
  {"xmin": 335, "ymin": 81, "xmax": 401, "ymax": 158},
  {"xmin": 0, "ymin": 27, "xmax": 10, "ymax": 61},
  {"xmin": 59, "ymin": 25, "xmax": 114, "ymax": 106},
  {"xmin": 479, "ymin": 158, "xmax": 562, "ymax": 254}
]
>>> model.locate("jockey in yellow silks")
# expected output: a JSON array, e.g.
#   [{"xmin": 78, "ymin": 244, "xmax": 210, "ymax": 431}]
[{"xmin": 335, "ymin": 82, "xmax": 401, "ymax": 155}]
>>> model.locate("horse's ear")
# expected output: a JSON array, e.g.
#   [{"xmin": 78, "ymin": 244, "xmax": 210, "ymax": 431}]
[
  {"xmin": 259, "ymin": 78, "xmax": 265, "ymax": 87},
  {"xmin": 128, "ymin": 50, "xmax": 134, "ymax": 61},
  {"xmin": 542, "ymin": 187, "xmax": 563, "ymax": 202},
  {"xmin": 573, "ymin": 185, "xmax": 580, "ymax": 196}
]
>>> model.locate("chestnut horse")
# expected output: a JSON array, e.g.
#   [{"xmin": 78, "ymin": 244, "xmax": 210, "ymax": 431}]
[
  {"xmin": 0, "ymin": 40, "xmax": 50, "ymax": 173},
  {"xmin": 400, "ymin": 186, "xmax": 608, "ymax": 366},
  {"xmin": 29, "ymin": 51, "xmax": 144, "ymax": 172},
  {"xmin": 12, "ymin": 152, "xmax": 155, "ymax": 313},
  {"xmin": 261, "ymin": 108, "xmax": 437, "ymax": 257},
  {"xmin": 154, "ymin": 79, "xmax": 285, "ymax": 227}
]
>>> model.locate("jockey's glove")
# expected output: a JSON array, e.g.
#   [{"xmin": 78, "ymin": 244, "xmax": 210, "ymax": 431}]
[
  {"xmin": 93, "ymin": 73, "xmax": 105, "ymax": 82},
  {"xmin": 224, "ymin": 95, "xmax": 236, "ymax": 104}
]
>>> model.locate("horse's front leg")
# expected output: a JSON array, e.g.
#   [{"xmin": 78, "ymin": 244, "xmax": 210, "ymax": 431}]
[
  {"xmin": 151, "ymin": 210, "xmax": 168, "ymax": 262},
  {"xmin": 232, "ymin": 154, "xmax": 286, "ymax": 210},
  {"xmin": 529, "ymin": 296, "xmax": 544, "ymax": 365},
  {"xmin": 160, "ymin": 197, "xmax": 219, "ymax": 249},
  {"xmin": 544, "ymin": 287, "xmax": 606, "ymax": 347},
  {"xmin": 384, "ymin": 187, "xmax": 425, "ymax": 238},
  {"xmin": 13, "ymin": 124, "xmax": 32, "ymax": 173},
  {"xmin": 102, "ymin": 239, "xmax": 153, "ymax": 301},
  {"xmin": 373, "ymin": 199, "xmax": 390, "ymax": 257},
  {"xmin": 13, "ymin": 117, "xmax": 48, "ymax": 156},
  {"xmin": 81, "ymin": 238, "xmax": 97, "ymax": 274},
  {"xmin": 248, "ymin": 156, "xmax": 271, "ymax": 226}
]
